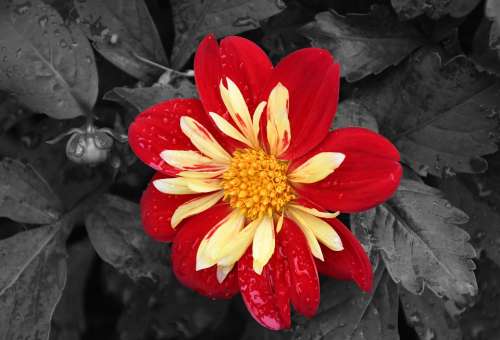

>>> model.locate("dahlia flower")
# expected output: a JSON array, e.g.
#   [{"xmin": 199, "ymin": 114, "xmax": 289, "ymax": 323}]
[{"xmin": 128, "ymin": 34, "xmax": 401, "ymax": 330}]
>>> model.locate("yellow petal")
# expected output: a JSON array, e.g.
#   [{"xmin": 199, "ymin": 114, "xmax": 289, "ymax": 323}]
[
  {"xmin": 209, "ymin": 112, "xmax": 252, "ymax": 146},
  {"xmin": 186, "ymin": 178, "xmax": 222, "ymax": 193},
  {"xmin": 276, "ymin": 213, "xmax": 284, "ymax": 233},
  {"xmin": 219, "ymin": 78, "xmax": 253, "ymax": 133},
  {"xmin": 196, "ymin": 237, "xmax": 215, "ymax": 270},
  {"xmin": 251, "ymin": 101, "xmax": 266, "ymax": 145},
  {"xmin": 180, "ymin": 116, "xmax": 231, "ymax": 162},
  {"xmin": 160, "ymin": 150, "xmax": 214, "ymax": 171},
  {"xmin": 153, "ymin": 177, "xmax": 195, "ymax": 195},
  {"xmin": 217, "ymin": 219, "xmax": 260, "ymax": 267},
  {"xmin": 171, "ymin": 191, "xmax": 224, "ymax": 228},
  {"xmin": 201, "ymin": 210, "xmax": 245, "ymax": 262},
  {"xmin": 288, "ymin": 204, "xmax": 340, "ymax": 219},
  {"xmin": 288, "ymin": 152, "xmax": 345, "ymax": 184},
  {"xmin": 216, "ymin": 264, "xmax": 235, "ymax": 283},
  {"xmin": 266, "ymin": 83, "xmax": 291, "ymax": 156},
  {"xmin": 287, "ymin": 207, "xmax": 343, "ymax": 253},
  {"xmin": 252, "ymin": 215, "xmax": 275, "ymax": 274},
  {"xmin": 178, "ymin": 169, "xmax": 226, "ymax": 179}
]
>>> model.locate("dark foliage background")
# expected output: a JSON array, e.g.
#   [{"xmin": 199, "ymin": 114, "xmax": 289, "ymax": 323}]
[{"xmin": 0, "ymin": 0, "xmax": 499, "ymax": 339}]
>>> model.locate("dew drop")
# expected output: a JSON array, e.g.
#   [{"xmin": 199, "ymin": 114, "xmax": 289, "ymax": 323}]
[
  {"xmin": 15, "ymin": 2, "xmax": 31, "ymax": 15},
  {"xmin": 59, "ymin": 39, "xmax": 67, "ymax": 48},
  {"xmin": 38, "ymin": 15, "xmax": 48, "ymax": 28}
]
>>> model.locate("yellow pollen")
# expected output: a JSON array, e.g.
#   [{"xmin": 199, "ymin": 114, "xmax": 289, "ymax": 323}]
[{"xmin": 222, "ymin": 148, "xmax": 295, "ymax": 220}]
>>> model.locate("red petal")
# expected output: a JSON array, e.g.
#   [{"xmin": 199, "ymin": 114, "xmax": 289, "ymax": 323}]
[
  {"xmin": 194, "ymin": 35, "xmax": 273, "ymax": 149},
  {"xmin": 128, "ymin": 99, "xmax": 214, "ymax": 175},
  {"xmin": 140, "ymin": 172, "xmax": 200, "ymax": 242},
  {"xmin": 171, "ymin": 204, "xmax": 239, "ymax": 299},
  {"xmin": 238, "ymin": 248, "xmax": 290, "ymax": 330},
  {"xmin": 315, "ymin": 218, "xmax": 373, "ymax": 292},
  {"xmin": 261, "ymin": 48, "xmax": 340, "ymax": 160},
  {"xmin": 279, "ymin": 219, "xmax": 320, "ymax": 318},
  {"xmin": 292, "ymin": 128, "xmax": 402, "ymax": 212}
]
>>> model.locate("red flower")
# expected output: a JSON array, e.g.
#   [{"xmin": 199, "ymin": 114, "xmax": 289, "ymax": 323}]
[{"xmin": 128, "ymin": 35, "xmax": 402, "ymax": 330}]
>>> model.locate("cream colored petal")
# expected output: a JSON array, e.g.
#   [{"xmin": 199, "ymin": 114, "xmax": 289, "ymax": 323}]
[
  {"xmin": 252, "ymin": 215, "xmax": 275, "ymax": 274},
  {"xmin": 209, "ymin": 112, "xmax": 252, "ymax": 146},
  {"xmin": 178, "ymin": 169, "xmax": 226, "ymax": 179},
  {"xmin": 275, "ymin": 212, "xmax": 284, "ymax": 233},
  {"xmin": 217, "ymin": 219, "xmax": 260, "ymax": 267},
  {"xmin": 287, "ymin": 207, "xmax": 343, "ymax": 253},
  {"xmin": 160, "ymin": 150, "xmax": 215, "ymax": 171},
  {"xmin": 288, "ymin": 204, "xmax": 340, "ymax": 219},
  {"xmin": 171, "ymin": 191, "xmax": 224, "ymax": 228},
  {"xmin": 288, "ymin": 152, "xmax": 345, "ymax": 184},
  {"xmin": 251, "ymin": 101, "xmax": 266, "ymax": 146},
  {"xmin": 196, "ymin": 237, "xmax": 215, "ymax": 270},
  {"xmin": 202, "ymin": 210, "xmax": 245, "ymax": 265},
  {"xmin": 216, "ymin": 264, "xmax": 235, "ymax": 283},
  {"xmin": 153, "ymin": 177, "xmax": 195, "ymax": 195},
  {"xmin": 266, "ymin": 83, "xmax": 291, "ymax": 156},
  {"xmin": 219, "ymin": 78, "xmax": 252, "ymax": 131},
  {"xmin": 180, "ymin": 116, "xmax": 231, "ymax": 162},
  {"xmin": 186, "ymin": 178, "xmax": 222, "ymax": 193}
]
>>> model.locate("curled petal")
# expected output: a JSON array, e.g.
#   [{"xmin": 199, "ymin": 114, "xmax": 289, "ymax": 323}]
[
  {"xmin": 293, "ymin": 128, "xmax": 402, "ymax": 212},
  {"xmin": 266, "ymin": 83, "xmax": 291, "ymax": 156},
  {"xmin": 160, "ymin": 150, "xmax": 226, "ymax": 171},
  {"xmin": 288, "ymin": 152, "xmax": 345, "ymax": 184},
  {"xmin": 153, "ymin": 177, "xmax": 222, "ymax": 195},
  {"xmin": 171, "ymin": 204, "xmax": 239, "ymax": 299},
  {"xmin": 171, "ymin": 191, "xmax": 224, "ymax": 228},
  {"xmin": 252, "ymin": 215, "xmax": 275, "ymax": 274}
]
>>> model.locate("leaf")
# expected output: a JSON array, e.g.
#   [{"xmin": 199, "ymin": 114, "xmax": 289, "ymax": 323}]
[
  {"xmin": 334, "ymin": 101, "xmax": 379, "ymax": 132},
  {"xmin": 0, "ymin": 158, "xmax": 62, "ymax": 224},
  {"xmin": 170, "ymin": 0, "xmax": 284, "ymax": 69},
  {"xmin": 486, "ymin": 0, "xmax": 500, "ymax": 52},
  {"xmin": 104, "ymin": 78, "xmax": 197, "ymax": 113},
  {"xmin": 352, "ymin": 179, "xmax": 477, "ymax": 305},
  {"xmin": 85, "ymin": 194, "xmax": 169, "ymax": 282},
  {"xmin": 0, "ymin": 223, "xmax": 67, "ymax": 340},
  {"xmin": 292, "ymin": 264, "xmax": 399, "ymax": 340},
  {"xmin": 471, "ymin": 18, "xmax": 500, "ymax": 76},
  {"xmin": 299, "ymin": 6, "xmax": 425, "ymax": 82},
  {"xmin": 0, "ymin": 0, "xmax": 98, "ymax": 119},
  {"xmin": 390, "ymin": 0, "xmax": 480, "ymax": 20},
  {"xmin": 341, "ymin": 48, "xmax": 499, "ymax": 177},
  {"xmin": 460, "ymin": 258, "xmax": 500, "ymax": 339},
  {"xmin": 50, "ymin": 240, "xmax": 95, "ymax": 340},
  {"xmin": 441, "ymin": 177, "xmax": 500, "ymax": 267},
  {"xmin": 73, "ymin": 0, "xmax": 168, "ymax": 81},
  {"xmin": 400, "ymin": 288, "xmax": 462, "ymax": 340}
]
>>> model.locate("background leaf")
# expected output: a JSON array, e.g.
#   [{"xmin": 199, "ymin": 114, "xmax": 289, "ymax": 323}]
[
  {"xmin": 0, "ymin": 158, "xmax": 62, "ymax": 224},
  {"xmin": 340, "ymin": 48, "xmax": 499, "ymax": 177},
  {"xmin": 0, "ymin": 223, "xmax": 67, "ymax": 340},
  {"xmin": 170, "ymin": 0, "xmax": 285, "ymax": 69},
  {"xmin": 85, "ymin": 194, "xmax": 169, "ymax": 282},
  {"xmin": 0, "ymin": 0, "xmax": 98, "ymax": 119},
  {"xmin": 73, "ymin": 0, "xmax": 168, "ymax": 81},
  {"xmin": 352, "ymin": 179, "xmax": 477, "ymax": 305},
  {"xmin": 300, "ymin": 5, "xmax": 425, "ymax": 82},
  {"xmin": 390, "ymin": 0, "xmax": 480, "ymax": 20}
]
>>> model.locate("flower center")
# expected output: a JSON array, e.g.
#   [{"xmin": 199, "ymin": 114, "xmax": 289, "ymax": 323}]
[{"xmin": 221, "ymin": 148, "xmax": 295, "ymax": 220}]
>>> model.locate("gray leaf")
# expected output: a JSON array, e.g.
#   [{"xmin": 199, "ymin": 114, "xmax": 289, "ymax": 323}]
[
  {"xmin": 471, "ymin": 18, "xmax": 500, "ymax": 76},
  {"xmin": 170, "ymin": 0, "xmax": 284, "ymax": 69},
  {"xmin": 391, "ymin": 0, "xmax": 480, "ymax": 20},
  {"xmin": 401, "ymin": 288, "xmax": 462, "ymax": 340},
  {"xmin": 293, "ymin": 264, "xmax": 399, "ymax": 340},
  {"xmin": 486, "ymin": 0, "xmax": 500, "ymax": 57},
  {"xmin": 0, "ymin": 0, "xmax": 98, "ymax": 119},
  {"xmin": 73, "ymin": 0, "xmax": 168, "ymax": 81},
  {"xmin": 85, "ymin": 194, "xmax": 168, "ymax": 282},
  {"xmin": 104, "ymin": 79, "xmax": 197, "ymax": 113},
  {"xmin": 300, "ymin": 6, "xmax": 425, "ymax": 82},
  {"xmin": 343, "ymin": 48, "xmax": 499, "ymax": 177},
  {"xmin": 0, "ymin": 224, "xmax": 68, "ymax": 340},
  {"xmin": 354, "ymin": 179, "xmax": 477, "ymax": 305},
  {"xmin": 0, "ymin": 158, "xmax": 62, "ymax": 224}
]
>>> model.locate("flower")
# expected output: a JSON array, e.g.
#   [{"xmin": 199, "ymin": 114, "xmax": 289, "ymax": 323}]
[{"xmin": 128, "ymin": 34, "xmax": 402, "ymax": 330}]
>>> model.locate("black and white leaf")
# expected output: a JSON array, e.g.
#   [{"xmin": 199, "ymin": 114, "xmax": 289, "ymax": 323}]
[
  {"xmin": 170, "ymin": 0, "xmax": 284, "ymax": 69},
  {"xmin": 0, "ymin": 158, "xmax": 62, "ymax": 224},
  {"xmin": 352, "ymin": 179, "xmax": 477, "ymax": 305},
  {"xmin": 300, "ymin": 6, "xmax": 425, "ymax": 82},
  {"xmin": 391, "ymin": 0, "xmax": 480, "ymax": 20},
  {"xmin": 0, "ymin": 0, "xmax": 98, "ymax": 119},
  {"xmin": 340, "ymin": 48, "xmax": 499, "ymax": 177},
  {"xmin": 73, "ymin": 0, "xmax": 168, "ymax": 81},
  {"xmin": 85, "ymin": 194, "xmax": 168, "ymax": 283}
]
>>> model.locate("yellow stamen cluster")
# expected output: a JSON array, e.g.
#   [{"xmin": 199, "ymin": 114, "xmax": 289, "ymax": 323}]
[{"xmin": 222, "ymin": 148, "xmax": 295, "ymax": 220}]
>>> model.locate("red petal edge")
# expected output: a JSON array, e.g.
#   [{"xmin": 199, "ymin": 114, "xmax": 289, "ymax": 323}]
[
  {"xmin": 171, "ymin": 204, "xmax": 239, "ymax": 299},
  {"xmin": 316, "ymin": 218, "xmax": 373, "ymax": 292},
  {"xmin": 292, "ymin": 127, "xmax": 402, "ymax": 212}
]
